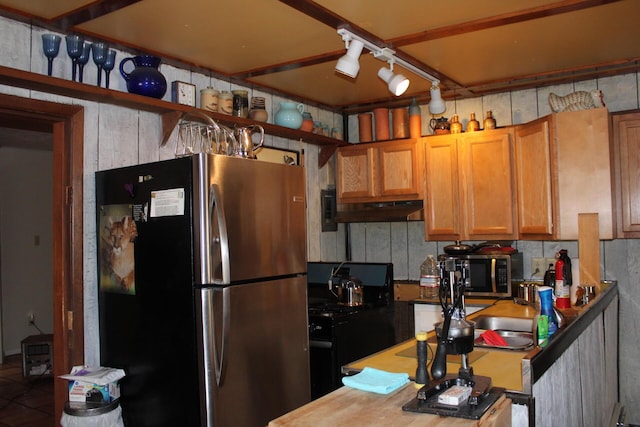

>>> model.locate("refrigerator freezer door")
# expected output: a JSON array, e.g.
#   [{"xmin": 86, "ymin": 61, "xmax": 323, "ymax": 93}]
[
  {"xmin": 197, "ymin": 276, "xmax": 310, "ymax": 427},
  {"xmin": 193, "ymin": 154, "xmax": 307, "ymax": 285}
]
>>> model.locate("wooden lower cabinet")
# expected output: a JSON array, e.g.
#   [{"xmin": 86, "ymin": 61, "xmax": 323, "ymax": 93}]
[
  {"xmin": 612, "ymin": 111, "xmax": 640, "ymax": 237},
  {"xmin": 423, "ymin": 129, "xmax": 517, "ymax": 241}
]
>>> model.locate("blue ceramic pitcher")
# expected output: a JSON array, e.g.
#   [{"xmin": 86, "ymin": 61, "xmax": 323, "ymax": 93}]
[
  {"xmin": 274, "ymin": 101, "xmax": 304, "ymax": 129},
  {"xmin": 119, "ymin": 55, "xmax": 167, "ymax": 99}
]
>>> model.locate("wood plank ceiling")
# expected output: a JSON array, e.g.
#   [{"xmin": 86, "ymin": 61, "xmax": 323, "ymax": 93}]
[{"xmin": 0, "ymin": 0, "xmax": 638, "ymax": 113}]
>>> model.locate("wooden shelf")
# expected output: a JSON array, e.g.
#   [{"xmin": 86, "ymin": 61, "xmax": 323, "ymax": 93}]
[{"xmin": 0, "ymin": 65, "xmax": 345, "ymax": 166}]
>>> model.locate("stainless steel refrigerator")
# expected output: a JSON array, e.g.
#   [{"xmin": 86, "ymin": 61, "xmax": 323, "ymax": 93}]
[{"xmin": 95, "ymin": 153, "xmax": 310, "ymax": 427}]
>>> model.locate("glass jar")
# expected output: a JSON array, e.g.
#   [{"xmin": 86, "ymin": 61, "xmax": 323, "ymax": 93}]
[
  {"xmin": 232, "ymin": 90, "xmax": 249, "ymax": 118},
  {"xmin": 200, "ymin": 87, "xmax": 219, "ymax": 112},
  {"xmin": 218, "ymin": 91, "xmax": 233, "ymax": 115}
]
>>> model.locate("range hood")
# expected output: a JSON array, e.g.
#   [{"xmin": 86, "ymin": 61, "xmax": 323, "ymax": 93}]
[{"xmin": 334, "ymin": 200, "xmax": 424, "ymax": 223}]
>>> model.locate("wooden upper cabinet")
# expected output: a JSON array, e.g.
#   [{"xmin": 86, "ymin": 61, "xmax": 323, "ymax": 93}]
[
  {"xmin": 514, "ymin": 107, "xmax": 614, "ymax": 240},
  {"xmin": 554, "ymin": 108, "xmax": 613, "ymax": 239},
  {"xmin": 336, "ymin": 145, "xmax": 376, "ymax": 201},
  {"xmin": 336, "ymin": 139, "xmax": 422, "ymax": 203},
  {"xmin": 424, "ymin": 135, "xmax": 462, "ymax": 239},
  {"xmin": 612, "ymin": 111, "xmax": 640, "ymax": 237},
  {"xmin": 514, "ymin": 117, "xmax": 555, "ymax": 238},
  {"xmin": 423, "ymin": 129, "xmax": 517, "ymax": 241}
]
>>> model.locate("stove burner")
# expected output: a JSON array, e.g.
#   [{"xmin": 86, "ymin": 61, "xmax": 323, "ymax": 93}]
[{"xmin": 308, "ymin": 302, "xmax": 363, "ymax": 316}]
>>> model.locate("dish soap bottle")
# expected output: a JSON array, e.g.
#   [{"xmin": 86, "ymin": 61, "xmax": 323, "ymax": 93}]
[
  {"xmin": 538, "ymin": 286, "xmax": 558, "ymax": 338},
  {"xmin": 419, "ymin": 255, "xmax": 439, "ymax": 299}
]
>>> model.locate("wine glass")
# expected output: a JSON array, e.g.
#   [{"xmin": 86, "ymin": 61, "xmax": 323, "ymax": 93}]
[
  {"xmin": 76, "ymin": 42, "xmax": 92, "ymax": 83},
  {"xmin": 65, "ymin": 35, "xmax": 84, "ymax": 82},
  {"xmin": 41, "ymin": 34, "xmax": 61, "ymax": 76},
  {"xmin": 91, "ymin": 42, "xmax": 109, "ymax": 87},
  {"xmin": 102, "ymin": 49, "xmax": 117, "ymax": 88}
]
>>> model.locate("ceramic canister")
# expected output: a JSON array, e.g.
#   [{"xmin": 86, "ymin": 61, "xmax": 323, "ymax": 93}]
[
  {"xmin": 373, "ymin": 108, "xmax": 390, "ymax": 140},
  {"xmin": 358, "ymin": 113, "xmax": 373, "ymax": 142},
  {"xmin": 218, "ymin": 91, "xmax": 233, "ymax": 115},
  {"xmin": 392, "ymin": 107, "xmax": 409, "ymax": 139},
  {"xmin": 200, "ymin": 87, "xmax": 219, "ymax": 112}
]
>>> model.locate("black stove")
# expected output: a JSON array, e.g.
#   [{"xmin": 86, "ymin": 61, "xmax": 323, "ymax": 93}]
[{"xmin": 307, "ymin": 262, "xmax": 395, "ymax": 400}]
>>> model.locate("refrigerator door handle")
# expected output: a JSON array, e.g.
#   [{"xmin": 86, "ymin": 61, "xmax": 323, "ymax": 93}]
[
  {"xmin": 209, "ymin": 183, "xmax": 230, "ymax": 284},
  {"xmin": 213, "ymin": 288, "xmax": 231, "ymax": 387}
]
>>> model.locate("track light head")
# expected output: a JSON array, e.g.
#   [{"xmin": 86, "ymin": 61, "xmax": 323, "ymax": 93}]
[
  {"xmin": 378, "ymin": 66, "xmax": 410, "ymax": 96},
  {"xmin": 428, "ymin": 82, "xmax": 446, "ymax": 115},
  {"xmin": 335, "ymin": 38, "xmax": 364, "ymax": 78}
]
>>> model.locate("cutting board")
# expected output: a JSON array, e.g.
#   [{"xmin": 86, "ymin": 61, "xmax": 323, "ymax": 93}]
[{"xmin": 578, "ymin": 213, "xmax": 601, "ymax": 290}]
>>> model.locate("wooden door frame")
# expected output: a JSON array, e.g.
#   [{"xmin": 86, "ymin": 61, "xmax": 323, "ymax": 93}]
[{"xmin": 0, "ymin": 93, "xmax": 84, "ymax": 422}]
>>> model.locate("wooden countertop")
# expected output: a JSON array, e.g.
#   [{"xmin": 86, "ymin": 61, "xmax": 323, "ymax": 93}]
[
  {"xmin": 268, "ymin": 381, "xmax": 511, "ymax": 427},
  {"xmin": 345, "ymin": 300, "xmax": 540, "ymax": 393}
]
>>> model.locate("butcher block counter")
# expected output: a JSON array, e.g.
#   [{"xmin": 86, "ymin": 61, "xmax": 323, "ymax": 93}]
[{"xmin": 268, "ymin": 381, "xmax": 512, "ymax": 427}]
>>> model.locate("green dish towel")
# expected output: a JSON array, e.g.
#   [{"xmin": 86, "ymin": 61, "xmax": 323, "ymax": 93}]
[{"xmin": 341, "ymin": 367, "xmax": 409, "ymax": 394}]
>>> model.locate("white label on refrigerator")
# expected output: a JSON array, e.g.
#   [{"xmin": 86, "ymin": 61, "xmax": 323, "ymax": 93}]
[{"xmin": 150, "ymin": 188, "xmax": 185, "ymax": 217}]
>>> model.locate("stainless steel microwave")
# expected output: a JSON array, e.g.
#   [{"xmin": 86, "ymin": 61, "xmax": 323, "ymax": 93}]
[{"xmin": 438, "ymin": 253, "xmax": 523, "ymax": 298}]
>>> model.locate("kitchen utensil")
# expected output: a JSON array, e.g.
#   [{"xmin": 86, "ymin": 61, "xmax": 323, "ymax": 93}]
[
  {"xmin": 336, "ymin": 278, "xmax": 364, "ymax": 306},
  {"xmin": 234, "ymin": 125, "xmax": 264, "ymax": 158},
  {"xmin": 119, "ymin": 55, "xmax": 167, "ymax": 99},
  {"xmin": 76, "ymin": 42, "xmax": 91, "ymax": 83},
  {"xmin": 92, "ymin": 42, "xmax": 109, "ymax": 87},
  {"xmin": 429, "ymin": 116, "xmax": 450, "ymax": 134},
  {"xmin": 443, "ymin": 240, "xmax": 474, "ymax": 255},
  {"xmin": 41, "ymin": 34, "xmax": 61, "ymax": 77},
  {"xmin": 275, "ymin": 101, "xmax": 304, "ymax": 129},
  {"xmin": 65, "ymin": 35, "xmax": 84, "ymax": 82},
  {"xmin": 515, "ymin": 282, "xmax": 537, "ymax": 305},
  {"xmin": 102, "ymin": 50, "xmax": 117, "ymax": 89}
]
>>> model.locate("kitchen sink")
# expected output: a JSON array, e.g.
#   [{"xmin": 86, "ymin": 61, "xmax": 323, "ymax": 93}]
[
  {"xmin": 471, "ymin": 315, "xmax": 534, "ymax": 333},
  {"xmin": 471, "ymin": 315, "xmax": 535, "ymax": 351}
]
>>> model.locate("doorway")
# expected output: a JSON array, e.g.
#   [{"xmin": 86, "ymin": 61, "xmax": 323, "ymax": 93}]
[{"xmin": 0, "ymin": 93, "xmax": 84, "ymax": 421}]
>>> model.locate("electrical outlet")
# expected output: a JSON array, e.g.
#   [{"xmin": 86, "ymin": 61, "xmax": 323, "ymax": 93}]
[{"xmin": 531, "ymin": 258, "xmax": 546, "ymax": 278}]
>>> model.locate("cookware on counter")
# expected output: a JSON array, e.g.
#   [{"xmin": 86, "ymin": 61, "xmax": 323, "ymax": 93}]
[{"xmin": 442, "ymin": 240, "xmax": 516, "ymax": 255}]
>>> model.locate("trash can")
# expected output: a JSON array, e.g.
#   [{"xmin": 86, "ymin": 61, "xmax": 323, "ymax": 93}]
[{"xmin": 60, "ymin": 400, "xmax": 124, "ymax": 427}]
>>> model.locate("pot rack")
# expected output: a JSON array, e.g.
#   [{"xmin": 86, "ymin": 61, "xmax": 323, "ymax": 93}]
[{"xmin": 0, "ymin": 65, "xmax": 347, "ymax": 167}]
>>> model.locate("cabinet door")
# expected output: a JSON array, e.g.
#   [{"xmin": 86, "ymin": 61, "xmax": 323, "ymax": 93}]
[
  {"xmin": 613, "ymin": 112, "xmax": 640, "ymax": 237},
  {"xmin": 554, "ymin": 108, "xmax": 613, "ymax": 239},
  {"xmin": 336, "ymin": 145, "xmax": 376, "ymax": 202},
  {"xmin": 378, "ymin": 140, "xmax": 422, "ymax": 199},
  {"xmin": 514, "ymin": 117, "xmax": 555, "ymax": 238},
  {"xmin": 461, "ymin": 130, "xmax": 517, "ymax": 239},
  {"xmin": 424, "ymin": 136, "xmax": 463, "ymax": 239}
]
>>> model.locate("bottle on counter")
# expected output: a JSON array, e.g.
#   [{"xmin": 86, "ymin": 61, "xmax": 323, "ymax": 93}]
[
  {"xmin": 538, "ymin": 286, "xmax": 558, "ymax": 338},
  {"xmin": 419, "ymin": 255, "xmax": 439, "ymax": 299},
  {"xmin": 555, "ymin": 249, "xmax": 572, "ymax": 309}
]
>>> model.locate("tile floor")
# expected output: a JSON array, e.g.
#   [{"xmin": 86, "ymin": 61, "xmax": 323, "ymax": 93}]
[{"xmin": 0, "ymin": 354, "xmax": 54, "ymax": 427}]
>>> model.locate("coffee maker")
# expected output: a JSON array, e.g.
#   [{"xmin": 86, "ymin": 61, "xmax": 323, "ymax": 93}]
[{"xmin": 403, "ymin": 257, "xmax": 504, "ymax": 418}]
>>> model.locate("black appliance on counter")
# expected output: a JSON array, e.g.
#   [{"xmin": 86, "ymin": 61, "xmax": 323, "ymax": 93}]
[{"xmin": 307, "ymin": 262, "xmax": 395, "ymax": 400}]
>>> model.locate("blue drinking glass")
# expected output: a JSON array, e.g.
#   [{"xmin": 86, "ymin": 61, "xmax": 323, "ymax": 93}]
[
  {"xmin": 65, "ymin": 35, "xmax": 84, "ymax": 82},
  {"xmin": 92, "ymin": 42, "xmax": 109, "ymax": 87},
  {"xmin": 41, "ymin": 34, "xmax": 61, "ymax": 76},
  {"xmin": 102, "ymin": 50, "xmax": 117, "ymax": 88},
  {"xmin": 77, "ymin": 42, "xmax": 92, "ymax": 83}
]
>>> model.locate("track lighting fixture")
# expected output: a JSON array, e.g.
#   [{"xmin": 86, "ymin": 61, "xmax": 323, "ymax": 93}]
[
  {"xmin": 335, "ymin": 38, "xmax": 365, "ymax": 78},
  {"xmin": 428, "ymin": 82, "xmax": 446, "ymax": 115},
  {"xmin": 336, "ymin": 28, "xmax": 445, "ymax": 108},
  {"xmin": 378, "ymin": 62, "xmax": 409, "ymax": 96}
]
